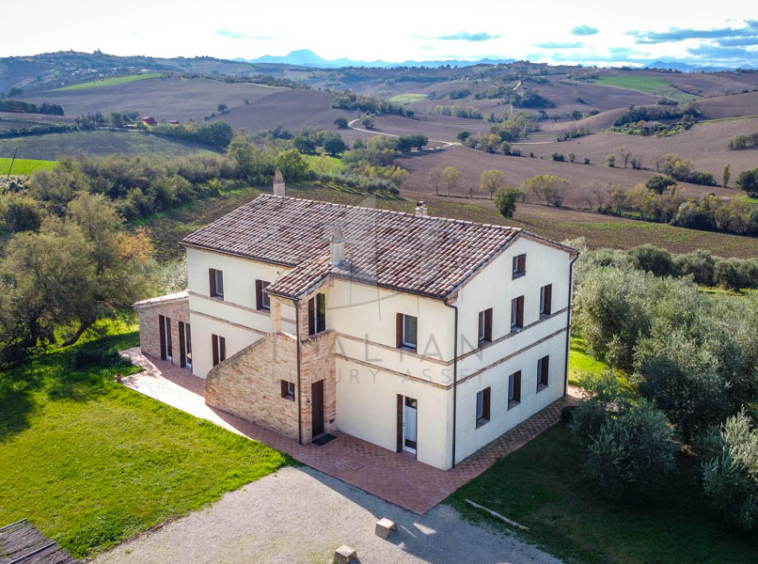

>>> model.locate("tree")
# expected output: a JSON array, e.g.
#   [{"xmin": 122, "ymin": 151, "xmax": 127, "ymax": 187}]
[
  {"xmin": 443, "ymin": 167, "xmax": 461, "ymax": 196},
  {"xmin": 736, "ymin": 168, "xmax": 758, "ymax": 197},
  {"xmin": 410, "ymin": 135, "xmax": 429, "ymax": 151},
  {"xmin": 522, "ymin": 175, "xmax": 568, "ymax": 207},
  {"xmin": 605, "ymin": 154, "xmax": 616, "ymax": 168},
  {"xmin": 217, "ymin": 103, "xmax": 228, "ymax": 113},
  {"xmin": 427, "ymin": 167, "xmax": 444, "ymax": 195},
  {"xmin": 360, "ymin": 114, "xmax": 374, "ymax": 129},
  {"xmin": 494, "ymin": 187, "xmax": 521, "ymax": 218},
  {"xmin": 333, "ymin": 116, "xmax": 348, "ymax": 129},
  {"xmin": 480, "ymin": 170, "xmax": 507, "ymax": 199},
  {"xmin": 619, "ymin": 147, "xmax": 632, "ymax": 168},
  {"xmin": 456, "ymin": 130, "xmax": 471, "ymax": 142},
  {"xmin": 568, "ymin": 153, "xmax": 576, "ymax": 163},
  {"xmin": 276, "ymin": 149, "xmax": 309, "ymax": 182},
  {"xmin": 293, "ymin": 135, "xmax": 316, "ymax": 155},
  {"xmin": 645, "ymin": 175, "xmax": 676, "ymax": 195},
  {"xmin": 323, "ymin": 136, "xmax": 347, "ymax": 156},
  {"xmin": 722, "ymin": 163, "xmax": 731, "ymax": 188}
]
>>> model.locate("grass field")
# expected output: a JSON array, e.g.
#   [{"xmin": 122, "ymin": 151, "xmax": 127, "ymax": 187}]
[
  {"xmin": 450, "ymin": 424, "xmax": 758, "ymax": 564},
  {"xmin": 51, "ymin": 73, "xmax": 163, "ymax": 91},
  {"xmin": 0, "ymin": 157, "xmax": 57, "ymax": 175},
  {"xmin": 0, "ymin": 130, "xmax": 215, "ymax": 160},
  {"xmin": 568, "ymin": 337, "xmax": 607, "ymax": 386},
  {"xmin": 593, "ymin": 75, "xmax": 697, "ymax": 101},
  {"xmin": 388, "ymin": 93, "xmax": 429, "ymax": 104},
  {"xmin": 0, "ymin": 321, "xmax": 289, "ymax": 559},
  {"xmin": 303, "ymin": 153, "xmax": 345, "ymax": 174}
]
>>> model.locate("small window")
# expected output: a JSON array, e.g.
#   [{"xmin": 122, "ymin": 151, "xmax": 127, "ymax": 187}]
[
  {"xmin": 281, "ymin": 380, "xmax": 295, "ymax": 400},
  {"xmin": 537, "ymin": 355, "xmax": 549, "ymax": 391},
  {"xmin": 476, "ymin": 387, "xmax": 491, "ymax": 427},
  {"xmin": 511, "ymin": 296, "xmax": 524, "ymax": 332},
  {"xmin": 308, "ymin": 293, "xmax": 327, "ymax": 336},
  {"xmin": 540, "ymin": 284, "xmax": 552, "ymax": 316},
  {"xmin": 256, "ymin": 280, "xmax": 271, "ymax": 310},
  {"xmin": 397, "ymin": 313, "xmax": 418, "ymax": 350},
  {"xmin": 212, "ymin": 334, "xmax": 226, "ymax": 366},
  {"xmin": 512, "ymin": 254, "xmax": 526, "ymax": 278},
  {"xmin": 478, "ymin": 308, "xmax": 492, "ymax": 345},
  {"xmin": 209, "ymin": 268, "xmax": 224, "ymax": 299},
  {"xmin": 508, "ymin": 371, "xmax": 522, "ymax": 408}
]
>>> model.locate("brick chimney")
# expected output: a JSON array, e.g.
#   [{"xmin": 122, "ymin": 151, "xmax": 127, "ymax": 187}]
[
  {"xmin": 330, "ymin": 224, "xmax": 345, "ymax": 266},
  {"xmin": 414, "ymin": 200, "xmax": 427, "ymax": 217},
  {"xmin": 273, "ymin": 167, "xmax": 285, "ymax": 196}
]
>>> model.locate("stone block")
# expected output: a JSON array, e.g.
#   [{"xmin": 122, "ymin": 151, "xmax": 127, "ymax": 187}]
[
  {"xmin": 375, "ymin": 518, "xmax": 397, "ymax": 539},
  {"xmin": 334, "ymin": 544, "xmax": 357, "ymax": 564}
]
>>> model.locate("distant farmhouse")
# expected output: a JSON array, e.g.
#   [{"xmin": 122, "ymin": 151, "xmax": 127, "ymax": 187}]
[{"xmin": 135, "ymin": 171, "xmax": 578, "ymax": 470}]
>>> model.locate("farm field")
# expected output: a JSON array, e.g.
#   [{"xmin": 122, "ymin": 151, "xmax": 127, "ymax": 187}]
[
  {"xmin": 0, "ymin": 130, "xmax": 216, "ymax": 160},
  {"xmin": 591, "ymin": 75, "xmax": 697, "ymax": 101},
  {"xmin": 388, "ymin": 93, "xmax": 428, "ymax": 104},
  {"xmin": 0, "ymin": 156, "xmax": 57, "ymax": 175},
  {"xmin": 0, "ymin": 323, "xmax": 289, "ymax": 559},
  {"xmin": 51, "ymin": 73, "xmax": 163, "ymax": 91}
]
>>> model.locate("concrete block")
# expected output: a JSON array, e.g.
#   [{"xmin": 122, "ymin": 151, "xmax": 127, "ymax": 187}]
[
  {"xmin": 334, "ymin": 544, "xmax": 357, "ymax": 564},
  {"xmin": 375, "ymin": 517, "xmax": 397, "ymax": 539}
]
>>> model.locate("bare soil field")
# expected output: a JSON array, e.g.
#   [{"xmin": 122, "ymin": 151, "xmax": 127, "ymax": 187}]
[
  {"xmin": 398, "ymin": 145, "xmax": 734, "ymax": 208},
  {"xmin": 665, "ymin": 72, "xmax": 758, "ymax": 96},
  {"xmin": 371, "ymin": 113, "xmax": 488, "ymax": 142},
  {"xmin": 698, "ymin": 91, "xmax": 758, "ymax": 119}
]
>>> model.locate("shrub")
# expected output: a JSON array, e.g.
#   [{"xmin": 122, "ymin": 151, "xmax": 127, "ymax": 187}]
[
  {"xmin": 714, "ymin": 258, "xmax": 745, "ymax": 291},
  {"xmin": 494, "ymin": 188, "xmax": 521, "ymax": 218},
  {"xmin": 673, "ymin": 249, "xmax": 715, "ymax": 286},
  {"xmin": 627, "ymin": 244, "xmax": 675, "ymax": 277},
  {"xmin": 736, "ymin": 168, "xmax": 758, "ymax": 197}
]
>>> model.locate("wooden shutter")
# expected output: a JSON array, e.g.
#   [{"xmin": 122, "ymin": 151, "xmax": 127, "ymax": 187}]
[
  {"xmin": 543, "ymin": 356, "xmax": 549, "ymax": 385},
  {"xmin": 544, "ymin": 284, "xmax": 552, "ymax": 314},
  {"xmin": 514, "ymin": 371, "xmax": 522, "ymax": 402},
  {"xmin": 484, "ymin": 308, "xmax": 493, "ymax": 341},
  {"xmin": 519, "ymin": 254, "xmax": 526, "ymax": 274},
  {"xmin": 483, "ymin": 387, "xmax": 491, "ymax": 420},
  {"xmin": 396, "ymin": 313, "xmax": 403, "ymax": 348},
  {"xmin": 308, "ymin": 297, "xmax": 316, "ymax": 336},
  {"xmin": 517, "ymin": 296, "xmax": 524, "ymax": 327},
  {"xmin": 212, "ymin": 334, "xmax": 219, "ymax": 366},
  {"xmin": 209, "ymin": 268, "xmax": 216, "ymax": 297},
  {"xmin": 396, "ymin": 394, "xmax": 403, "ymax": 452},
  {"xmin": 255, "ymin": 280, "xmax": 263, "ymax": 310},
  {"xmin": 178, "ymin": 321, "xmax": 186, "ymax": 367},
  {"xmin": 281, "ymin": 380, "xmax": 288, "ymax": 397},
  {"xmin": 219, "ymin": 337, "xmax": 226, "ymax": 362},
  {"xmin": 159, "ymin": 315, "xmax": 166, "ymax": 360}
]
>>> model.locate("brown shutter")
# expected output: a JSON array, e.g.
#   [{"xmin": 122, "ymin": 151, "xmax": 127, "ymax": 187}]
[
  {"xmin": 544, "ymin": 284, "xmax": 552, "ymax": 314},
  {"xmin": 519, "ymin": 254, "xmax": 526, "ymax": 274},
  {"xmin": 484, "ymin": 308, "xmax": 493, "ymax": 341},
  {"xmin": 281, "ymin": 380, "xmax": 288, "ymax": 397},
  {"xmin": 396, "ymin": 313, "xmax": 403, "ymax": 348},
  {"xmin": 396, "ymin": 394, "xmax": 403, "ymax": 452},
  {"xmin": 543, "ymin": 356, "xmax": 549, "ymax": 384},
  {"xmin": 255, "ymin": 280, "xmax": 263, "ymax": 310},
  {"xmin": 212, "ymin": 334, "xmax": 219, "ymax": 366},
  {"xmin": 178, "ymin": 321, "xmax": 186, "ymax": 367},
  {"xmin": 483, "ymin": 387, "xmax": 491, "ymax": 420},
  {"xmin": 515, "ymin": 371, "xmax": 522, "ymax": 401},
  {"xmin": 308, "ymin": 297, "xmax": 316, "ymax": 336},
  {"xmin": 517, "ymin": 296, "xmax": 524, "ymax": 327},
  {"xmin": 209, "ymin": 268, "xmax": 216, "ymax": 297},
  {"xmin": 159, "ymin": 315, "xmax": 166, "ymax": 360},
  {"xmin": 219, "ymin": 337, "xmax": 226, "ymax": 362}
]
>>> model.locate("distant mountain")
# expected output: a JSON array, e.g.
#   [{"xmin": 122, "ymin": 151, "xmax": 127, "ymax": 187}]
[
  {"xmin": 242, "ymin": 49, "xmax": 515, "ymax": 69},
  {"xmin": 644, "ymin": 60, "xmax": 750, "ymax": 73}
]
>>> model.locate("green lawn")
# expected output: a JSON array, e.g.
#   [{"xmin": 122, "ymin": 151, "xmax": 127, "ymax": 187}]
[
  {"xmin": 303, "ymin": 153, "xmax": 345, "ymax": 174},
  {"xmin": 568, "ymin": 337, "xmax": 607, "ymax": 386},
  {"xmin": 388, "ymin": 93, "xmax": 428, "ymax": 104},
  {"xmin": 450, "ymin": 425, "xmax": 758, "ymax": 564},
  {"xmin": 592, "ymin": 76, "xmax": 698, "ymax": 101},
  {"xmin": 51, "ymin": 73, "xmax": 163, "ymax": 91},
  {"xmin": 0, "ymin": 157, "xmax": 57, "ymax": 175},
  {"xmin": 0, "ymin": 321, "xmax": 289, "ymax": 559}
]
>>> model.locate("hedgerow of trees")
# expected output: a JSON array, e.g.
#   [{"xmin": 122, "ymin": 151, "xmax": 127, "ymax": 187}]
[{"xmin": 0, "ymin": 99, "xmax": 64, "ymax": 115}]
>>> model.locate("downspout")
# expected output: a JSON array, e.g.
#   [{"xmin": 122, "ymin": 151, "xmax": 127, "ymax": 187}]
[
  {"xmin": 563, "ymin": 254, "xmax": 579, "ymax": 397},
  {"xmin": 444, "ymin": 300, "xmax": 459, "ymax": 469},
  {"xmin": 294, "ymin": 298, "xmax": 303, "ymax": 445}
]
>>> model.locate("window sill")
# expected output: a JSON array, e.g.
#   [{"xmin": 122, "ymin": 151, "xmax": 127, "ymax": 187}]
[
  {"xmin": 537, "ymin": 383, "xmax": 548, "ymax": 393},
  {"xmin": 510, "ymin": 326, "xmax": 523, "ymax": 334},
  {"xmin": 508, "ymin": 399, "xmax": 521, "ymax": 410},
  {"xmin": 512, "ymin": 272, "xmax": 526, "ymax": 280},
  {"xmin": 476, "ymin": 418, "xmax": 490, "ymax": 429},
  {"xmin": 282, "ymin": 395, "xmax": 295, "ymax": 401},
  {"xmin": 209, "ymin": 295, "xmax": 224, "ymax": 301},
  {"xmin": 478, "ymin": 339, "xmax": 491, "ymax": 348},
  {"xmin": 540, "ymin": 312, "xmax": 552, "ymax": 319},
  {"xmin": 398, "ymin": 345, "xmax": 418, "ymax": 353}
]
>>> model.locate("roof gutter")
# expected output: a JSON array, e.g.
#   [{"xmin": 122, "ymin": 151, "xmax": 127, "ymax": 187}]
[
  {"xmin": 444, "ymin": 299, "xmax": 459, "ymax": 469},
  {"xmin": 563, "ymin": 253, "xmax": 579, "ymax": 398}
]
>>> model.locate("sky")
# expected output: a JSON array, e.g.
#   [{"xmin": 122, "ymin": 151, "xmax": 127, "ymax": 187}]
[{"xmin": 2, "ymin": 0, "xmax": 758, "ymax": 67}]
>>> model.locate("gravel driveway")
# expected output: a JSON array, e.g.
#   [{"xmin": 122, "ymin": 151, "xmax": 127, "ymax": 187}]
[{"xmin": 94, "ymin": 466, "xmax": 561, "ymax": 564}]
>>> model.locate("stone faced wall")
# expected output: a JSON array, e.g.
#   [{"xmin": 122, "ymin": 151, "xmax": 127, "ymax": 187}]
[
  {"xmin": 137, "ymin": 297, "xmax": 190, "ymax": 366},
  {"xmin": 300, "ymin": 329, "xmax": 337, "ymax": 443}
]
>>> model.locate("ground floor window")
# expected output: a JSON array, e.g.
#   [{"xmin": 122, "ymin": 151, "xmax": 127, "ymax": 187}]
[
  {"xmin": 476, "ymin": 387, "xmax": 491, "ymax": 427},
  {"xmin": 508, "ymin": 371, "xmax": 521, "ymax": 408},
  {"xmin": 280, "ymin": 380, "xmax": 295, "ymax": 400},
  {"xmin": 212, "ymin": 334, "xmax": 226, "ymax": 366},
  {"xmin": 537, "ymin": 355, "xmax": 549, "ymax": 391}
]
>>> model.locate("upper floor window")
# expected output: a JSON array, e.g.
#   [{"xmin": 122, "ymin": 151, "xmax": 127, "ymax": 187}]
[
  {"xmin": 508, "ymin": 371, "xmax": 522, "ymax": 408},
  {"xmin": 478, "ymin": 308, "xmax": 492, "ymax": 345},
  {"xmin": 256, "ymin": 280, "xmax": 271, "ymax": 310},
  {"xmin": 537, "ymin": 355, "xmax": 549, "ymax": 392},
  {"xmin": 512, "ymin": 254, "xmax": 526, "ymax": 278},
  {"xmin": 476, "ymin": 387, "xmax": 491, "ymax": 427},
  {"xmin": 308, "ymin": 293, "xmax": 326, "ymax": 336},
  {"xmin": 511, "ymin": 296, "xmax": 524, "ymax": 332},
  {"xmin": 396, "ymin": 313, "xmax": 418, "ymax": 350},
  {"xmin": 540, "ymin": 284, "xmax": 553, "ymax": 316},
  {"xmin": 209, "ymin": 268, "xmax": 224, "ymax": 299}
]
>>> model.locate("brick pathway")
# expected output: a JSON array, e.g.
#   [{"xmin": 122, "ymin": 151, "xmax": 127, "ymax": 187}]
[{"xmin": 120, "ymin": 348, "xmax": 579, "ymax": 514}]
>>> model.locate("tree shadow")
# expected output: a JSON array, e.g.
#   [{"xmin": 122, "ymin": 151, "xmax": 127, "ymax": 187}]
[{"xmin": 0, "ymin": 359, "xmax": 42, "ymax": 441}]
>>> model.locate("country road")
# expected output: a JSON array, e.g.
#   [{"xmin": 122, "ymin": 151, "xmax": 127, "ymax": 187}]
[{"xmin": 347, "ymin": 118, "xmax": 460, "ymax": 148}]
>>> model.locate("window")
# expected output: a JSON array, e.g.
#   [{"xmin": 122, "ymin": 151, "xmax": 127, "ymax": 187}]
[
  {"xmin": 476, "ymin": 387, "xmax": 491, "ymax": 427},
  {"xmin": 512, "ymin": 254, "xmax": 526, "ymax": 278},
  {"xmin": 540, "ymin": 284, "xmax": 552, "ymax": 316},
  {"xmin": 212, "ymin": 334, "xmax": 226, "ymax": 366},
  {"xmin": 308, "ymin": 293, "xmax": 326, "ymax": 336},
  {"xmin": 281, "ymin": 380, "xmax": 295, "ymax": 400},
  {"xmin": 478, "ymin": 308, "xmax": 493, "ymax": 345},
  {"xmin": 256, "ymin": 280, "xmax": 270, "ymax": 310},
  {"xmin": 508, "ymin": 371, "xmax": 522, "ymax": 408},
  {"xmin": 209, "ymin": 268, "xmax": 224, "ymax": 299},
  {"xmin": 511, "ymin": 296, "xmax": 524, "ymax": 332},
  {"xmin": 396, "ymin": 313, "xmax": 418, "ymax": 350},
  {"xmin": 537, "ymin": 355, "xmax": 549, "ymax": 391}
]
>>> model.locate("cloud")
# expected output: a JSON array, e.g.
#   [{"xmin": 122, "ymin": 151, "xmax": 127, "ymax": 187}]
[
  {"xmin": 686, "ymin": 44, "xmax": 757, "ymax": 61},
  {"xmin": 717, "ymin": 36, "xmax": 758, "ymax": 47},
  {"xmin": 215, "ymin": 28, "xmax": 278, "ymax": 40},
  {"xmin": 436, "ymin": 31, "xmax": 501, "ymax": 42},
  {"xmin": 533, "ymin": 41, "xmax": 584, "ymax": 49},
  {"xmin": 571, "ymin": 25, "xmax": 599, "ymax": 36},
  {"xmin": 630, "ymin": 19, "xmax": 758, "ymax": 44}
]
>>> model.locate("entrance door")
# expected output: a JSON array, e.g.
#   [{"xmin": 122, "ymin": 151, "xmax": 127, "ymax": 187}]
[
  {"xmin": 311, "ymin": 380, "xmax": 324, "ymax": 438},
  {"xmin": 159, "ymin": 315, "xmax": 172, "ymax": 362},
  {"xmin": 403, "ymin": 397, "xmax": 418, "ymax": 454}
]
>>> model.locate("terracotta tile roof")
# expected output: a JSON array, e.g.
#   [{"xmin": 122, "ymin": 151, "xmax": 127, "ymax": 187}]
[{"xmin": 183, "ymin": 195, "xmax": 554, "ymax": 300}]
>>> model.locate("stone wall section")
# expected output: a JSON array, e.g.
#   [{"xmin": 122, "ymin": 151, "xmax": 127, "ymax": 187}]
[{"xmin": 136, "ymin": 297, "xmax": 190, "ymax": 366}]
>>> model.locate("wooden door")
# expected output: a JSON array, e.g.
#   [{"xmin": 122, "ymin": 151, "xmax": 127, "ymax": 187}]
[{"xmin": 311, "ymin": 380, "xmax": 324, "ymax": 438}]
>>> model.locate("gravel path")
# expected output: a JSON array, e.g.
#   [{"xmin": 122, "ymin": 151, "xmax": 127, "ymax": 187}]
[{"xmin": 95, "ymin": 466, "xmax": 561, "ymax": 564}]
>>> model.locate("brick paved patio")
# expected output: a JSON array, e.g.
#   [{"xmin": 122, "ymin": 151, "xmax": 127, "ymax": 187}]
[{"xmin": 120, "ymin": 348, "xmax": 579, "ymax": 514}]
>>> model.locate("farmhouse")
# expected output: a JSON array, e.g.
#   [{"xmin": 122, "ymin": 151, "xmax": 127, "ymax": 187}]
[
  {"xmin": 135, "ymin": 174, "xmax": 578, "ymax": 470},
  {"xmin": 140, "ymin": 116, "xmax": 157, "ymax": 126}
]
